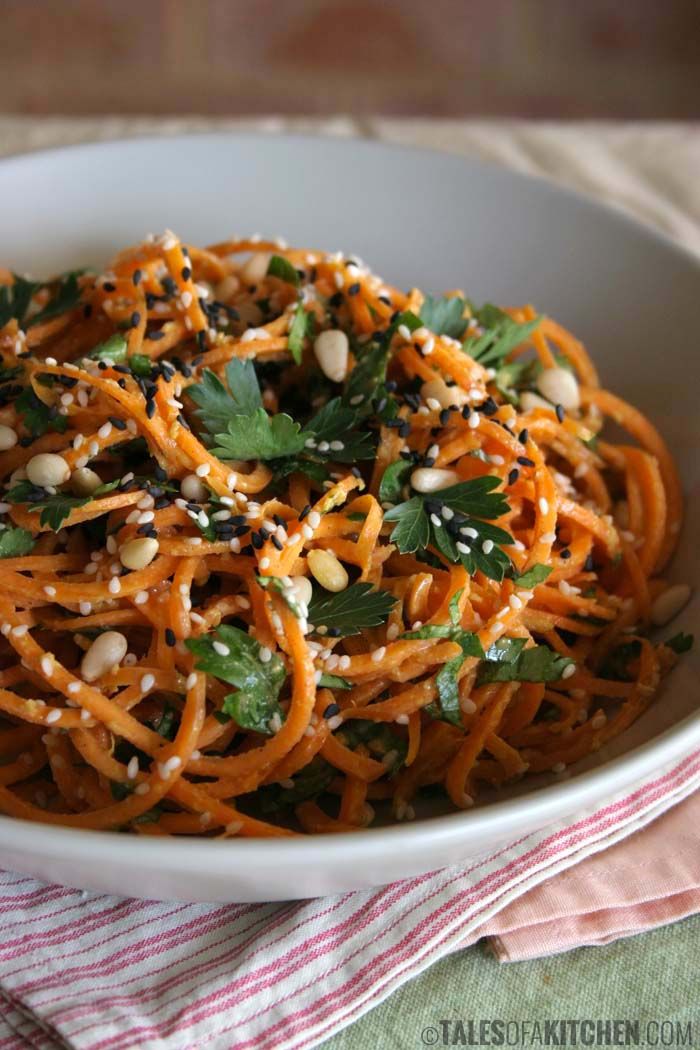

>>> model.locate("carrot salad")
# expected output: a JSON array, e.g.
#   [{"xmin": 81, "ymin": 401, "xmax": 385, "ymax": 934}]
[{"xmin": 0, "ymin": 232, "xmax": 692, "ymax": 836}]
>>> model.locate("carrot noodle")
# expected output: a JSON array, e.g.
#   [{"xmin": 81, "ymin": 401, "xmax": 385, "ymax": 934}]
[{"xmin": 0, "ymin": 231, "xmax": 690, "ymax": 837}]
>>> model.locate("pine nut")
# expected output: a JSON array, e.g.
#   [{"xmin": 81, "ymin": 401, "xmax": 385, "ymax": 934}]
[
  {"xmin": 313, "ymin": 330, "xmax": 349, "ymax": 383},
  {"xmin": 536, "ymin": 367, "xmax": 580, "ymax": 410},
  {"xmin": 180, "ymin": 474, "xmax": 208, "ymax": 501},
  {"xmin": 307, "ymin": 549, "xmax": 348, "ymax": 592},
  {"xmin": 420, "ymin": 378, "xmax": 467, "ymax": 409},
  {"xmin": 651, "ymin": 583, "xmax": 691, "ymax": 627},
  {"xmin": 289, "ymin": 575, "xmax": 313, "ymax": 608},
  {"xmin": 26, "ymin": 453, "xmax": 70, "ymax": 488},
  {"xmin": 0, "ymin": 424, "xmax": 18, "ymax": 451},
  {"xmin": 214, "ymin": 274, "xmax": 240, "ymax": 301},
  {"xmin": 410, "ymin": 467, "xmax": 460, "ymax": 493},
  {"xmin": 520, "ymin": 391, "xmax": 555, "ymax": 412},
  {"xmin": 71, "ymin": 466, "xmax": 103, "ymax": 496},
  {"xmin": 240, "ymin": 251, "xmax": 271, "ymax": 285},
  {"xmin": 80, "ymin": 631, "xmax": 128, "ymax": 682},
  {"xmin": 119, "ymin": 537, "xmax": 159, "ymax": 571}
]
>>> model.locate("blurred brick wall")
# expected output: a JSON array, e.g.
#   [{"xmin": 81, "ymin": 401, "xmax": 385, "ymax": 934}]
[{"xmin": 2, "ymin": 0, "xmax": 699, "ymax": 117}]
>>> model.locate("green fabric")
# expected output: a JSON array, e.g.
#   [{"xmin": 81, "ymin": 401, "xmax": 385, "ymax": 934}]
[{"xmin": 323, "ymin": 914, "xmax": 700, "ymax": 1048}]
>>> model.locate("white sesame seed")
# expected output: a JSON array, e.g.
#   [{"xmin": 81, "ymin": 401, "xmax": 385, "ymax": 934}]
[
  {"xmin": 482, "ymin": 539, "xmax": 494, "ymax": 554},
  {"xmin": 538, "ymin": 497, "xmax": 549, "ymax": 515},
  {"xmin": 213, "ymin": 640, "xmax": 230, "ymax": 657},
  {"xmin": 134, "ymin": 590, "xmax": 149, "ymax": 605},
  {"xmin": 40, "ymin": 655, "xmax": 54, "ymax": 677},
  {"xmin": 259, "ymin": 646, "xmax": 272, "ymax": 663},
  {"xmin": 195, "ymin": 462, "xmax": 211, "ymax": 477},
  {"xmin": 562, "ymin": 663, "xmax": 576, "ymax": 679},
  {"xmin": 45, "ymin": 708, "xmax": 61, "ymax": 724},
  {"xmin": 259, "ymin": 557, "xmax": 270, "ymax": 570},
  {"xmin": 43, "ymin": 585, "xmax": 57, "ymax": 597},
  {"xmin": 186, "ymin": 672, "xmax": 197, "ymax": 690},
  {"xmin": 108, "ymin": 576, "xmax": 121, "ymax": 595},
  {"xmin": 68, "ymin": 681, "xmax": 81, "ymax": 694},
  {"xmin": 468, "ymin": 412, "xmax": 480, "ymax": 429},
  {"xmin": 308, "ymin": 510, "xmax": 321, "ymax": 529},
  {"xmin": 140, "ymin": 673, "xmax": 155, "ymax": 692},
  {"xmin": 326, "ymin": 714, "xmax": 343, "ymax": 730},
  {"xmin": 430, "ymin": 513, "xmax": 442, "ymax": 528},
  {"xmin": 541, "ymin": 531, "xmax": 557, "ymax": 544},
  {"xmin": 456, "ymin": 541, "xmax": 471, "ymax": 554},
  {"xmin": 371, "ymin": 646, "xmax": 386, "ymax": 663},
  {"xmin": 11, "ymin": 624, "xmax": 28, "ymax": 637},
  {"xmin": 509, "ymin": 594, "xmax": 523, "ymax": 609}
]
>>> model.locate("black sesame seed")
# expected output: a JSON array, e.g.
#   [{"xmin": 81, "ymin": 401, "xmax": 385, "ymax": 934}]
[
  {"xmin": 507, "ymin": 468, "xmax": 520, "ymax": 486},
  {"xmin": 165, "ymin": 628, "xmax": 176, "ymax": 647},
  {"xmin": 181, "ymin": 266, "xmax": 192, "ymax": 281},
  {"xmin": 327, "ymin": 627, "xmax": 342, "ymax": 638},
  {"xmin": 117, "ymin": 378, "xmax": 127, "ymax": 389},
  {"xmin": 347, "ymin": 282, "xmax": 360, "ymax": 296},
  {"xmin": 351, "ymin": 466, "xmax": 363, "ymax": 479},
  {"xmin": 233, "ymin": 525, "xmax": 250, "ymax": 538},
  {"xmin": 196, "ymin": 330, "xmax": 207, "ymax": 352},
  {"xmin": 480, "ymin": 397, "xmax": 498, "ymax": 416},
  {"xmin": 102, "ymin": 281, "xmax": 116, "ymax": 293},
  {"xmin": 461, "ymin": 405, "xmax": 471, "ymax": 419},
  {"xmin": 154, "ymin": 497, "xmax": 170, "ymax": 510},
  {"xmin": 584, "ymin": 554, "xmax": 595, "ymax": 572},
  {"xmin": 439, "ymin": 408, "xmax": 450, "ymax": 427},
  {"xmin": 146, "ymin": 330, "xmax": 165, "ymax": 341},
  {"xmin": 398, "ymin": 421, "xmax": 411, "ymax": 438},
  {"xmin": 240, "ymin": 544, "xmax": 254, "ymax": 556},
  {"xmin": 560, "ymin": 548, "xmax": 572, "ymax": 559},
  {"xmin": 555, "ymin": 403, "xmax": 565, "ymax": 423},
  {"xmin": 146, "ymin": 400, "xmax": 156, "ymax": 419},
  {"xmin": 518, "ymin": 428, "xmax": 529, "ymax": 445},
  {"xmin": 378, "ymin": 295, "xmax": 392, "ymax": 306},
  {"xmin": 162, "ymin": 277, "xmax": 177, "ymax": 296},
  {"xmin": 112, "ymin": 364, "xmax": 130, "ymax": 374},
  {"xmin": 251, "ymin": 532, "xmax": 263, "ymax": 550},
  {"xmin": 130, "ymin": 311, "xmax": 141, "ymax": 328},
  {"xmin": 329, "ymin": 292, "xmax": 343, "ymax": 308},
  {"xmin": 271, "ymin": 536, "xmax": 283, "ymax": 551},
  {"xmin": 299, "ymin": 505, "xmax": 311, "ymax": 521},
  {"xmin": 109, "ymin": 416, "xmax": 127, "ymax": 431},
  {"xmin": 154, "ymin": 466, "xmax": 167, "ymax": 482},
  {"xmin": 273, "ymin": 514, "xmax": 285, "ymax": 527},
  {"xmin": 517, "ymin": 456, "xmax": 535, "ymax": 468},
  {"xmin": 132, "ymin": 269, "xmax": 142, "ymax": 286},
  {"xmin": 259, "ymin": 527, "xmax": 270, "ymax": 541},
  {"xmin": 97, "ymin": 361, "xmax": 108, "ymax": 371},
  {"xmin": 323, "ymin": 702, "xmax": 340, "ymax": 719}
]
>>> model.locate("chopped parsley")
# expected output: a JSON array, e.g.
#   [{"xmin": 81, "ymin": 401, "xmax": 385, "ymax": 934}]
[
  {"xmin": 476, "ymin": 638, "xmax": 574, "ymax": 685},
  {"xmin": 307, "ymin": 583, "xmax": 396, "ymax": 636},
  {"xmin": 0, "ymin": 527, "xmax": 35, "ymax": 558}
]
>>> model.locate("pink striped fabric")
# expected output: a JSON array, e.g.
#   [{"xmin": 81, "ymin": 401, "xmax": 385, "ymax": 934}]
[{"xmin": 2, "ymin": 749, "xmax": 700, "ymax": 1050}]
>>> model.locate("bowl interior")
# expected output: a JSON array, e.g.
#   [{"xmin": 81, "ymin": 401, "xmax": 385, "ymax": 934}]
[{"xmin": 1, "ymin": 132, "xmax": 699, "ymax": 815}]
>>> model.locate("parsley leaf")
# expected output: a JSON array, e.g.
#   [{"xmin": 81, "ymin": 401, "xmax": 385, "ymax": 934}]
[
  {"xmin": 307, "ymin": 582, "xmax": 396, "ymax": 636},
  {"xmin": 384, "ymin": 476, "xmax": 513, "ymax": 582},
  {"xmin": 420, "ymin": 295, "xmax": 468, "ymax": 339},
  {"xmin": 5, "ymin": 481, "xmax": 90, "ymax": 532},
  {"xmin": 513, "ymin": 564, "xmax": 552, "ymax": 588},
  {"xmin": 476, "ymin": 637, "xmax": 574, "ymax": 685},
  {"xmin": 303, "ymin": 397, "xmax": 375, "ymax": 462},
  {"xmin": 267, "ymin": 254, "xmax": 300, "ymax": 286},
  {"xmin": 463, "ymin": 305, "xmax": 541, "ymax": 367},
  {"xmin": 0, "ymin": 275, "xmax": 41, "ymax": 328},
  {"xmin": 186, "ymin": 624, "xmax": 286, "ymax": 735},
  {"xmin": 15, "ymin": 387, "xmax": 67, "ymax": 437},
  {"xmin": 129, "ymin": 353, "xmax": 153, "ymax": 377},
  {"xmin": 258, "ymin": 757, "xmax": 335, "ymax": 813},
  {"xmin": 189, "ymin": 359, "xmax": 262, "ymax": 439},
  {"xmin": 339, "ymin": 720, "xmax": 407, "ymax": 775},
  {"xmin": 382, "ymin": 496, "xmax": 430, "ymax": 555},
  {"xmin": 89, "ymin": 333, "xmax": 128, "ymax": 363},
  {"xmin": 378, "ymin": 459, "xmax": 412, "ymax": 504},
  {"xmin": 342, "ymin": 341, "xmax": 391, "ymax": 409},
  {"xmin": 665, "ymin": 632, "xmax": 694, "ymax": 654},
  {"xmin": 287, "ymin": 301, "xmax": 315, "ymax": 364},
  {"xmin": 211, "ymin": 408, "xmax": 305, "ymax": 461},
  {"xmin": 402, "ymin": 621, "xmax": 483, "ymax": 725},
  {"xmin": 0, "ymin": 526, "xmax": 35, "ymax": 558},
  {"xmin": 318, "ymin": 672, "xmax": 353, "ymax": 690},
  {"xmin": 27, "ymin": 271, "xmax": 83, "ymax": 327}
]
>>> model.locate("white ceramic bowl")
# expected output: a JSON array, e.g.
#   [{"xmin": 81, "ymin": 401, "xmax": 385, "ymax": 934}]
[{"xmin": 1, "ymin": 134, "xmax": 698, "ymax": 902}]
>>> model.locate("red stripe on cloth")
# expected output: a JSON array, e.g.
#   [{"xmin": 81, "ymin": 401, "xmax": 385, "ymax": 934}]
[{"xmin": 93, "ymin": 750, "xmax": 700, "ymax": 1050}]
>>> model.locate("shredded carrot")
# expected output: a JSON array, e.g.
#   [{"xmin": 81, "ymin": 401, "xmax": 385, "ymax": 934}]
[{"xmin": 0, "ymin": 231, "xmax": 689, "ymax": 836}]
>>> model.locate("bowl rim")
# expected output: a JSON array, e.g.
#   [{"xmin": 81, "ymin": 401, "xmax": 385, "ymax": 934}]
[{"xmin": 0, "ymin": 130, "xmax": 698, "ymax": 866}]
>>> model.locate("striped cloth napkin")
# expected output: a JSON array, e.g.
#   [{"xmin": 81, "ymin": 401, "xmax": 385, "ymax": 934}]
[{"xmin": 1, "ymin": 749, "xmax": 699, "ymax": 1050}]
